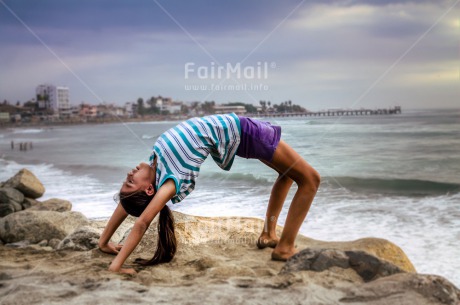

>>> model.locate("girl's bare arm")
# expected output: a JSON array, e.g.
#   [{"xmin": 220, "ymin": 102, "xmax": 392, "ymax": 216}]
[
  {"xmin": 98, "ymin": 202, "xmax": 128, "ymax": 254},
  {"xmin": 108, "ymin": 179, "xmax": 176, "ymax": 272}
]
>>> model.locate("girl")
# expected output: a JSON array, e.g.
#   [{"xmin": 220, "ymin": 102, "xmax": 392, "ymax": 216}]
[{"xmin": 98, "ymin": 113, "xmax": 320, "ymax": 274}]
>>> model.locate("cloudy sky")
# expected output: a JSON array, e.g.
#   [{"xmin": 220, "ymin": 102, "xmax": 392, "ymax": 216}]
[{"xmin": 0, "ymin": 0, "xmax": 458, "ymax": 110}]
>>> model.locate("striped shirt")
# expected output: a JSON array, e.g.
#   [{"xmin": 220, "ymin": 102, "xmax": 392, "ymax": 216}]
[{"xmin": 149, "ymin": 113, "xmax": 241, "ymax": 203}]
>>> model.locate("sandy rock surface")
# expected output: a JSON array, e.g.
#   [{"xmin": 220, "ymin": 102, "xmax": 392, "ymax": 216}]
[{"xmin": 0, "ymin": 211, "xmax": 458, "ymax": 305}]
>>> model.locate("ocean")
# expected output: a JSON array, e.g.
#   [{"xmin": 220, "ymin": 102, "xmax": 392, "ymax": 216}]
[{"xmin": 1, "ymin": 108, "xmax": 459, "ymax": 286}]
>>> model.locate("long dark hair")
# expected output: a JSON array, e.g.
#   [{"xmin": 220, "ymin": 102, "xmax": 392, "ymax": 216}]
[{"xmin": 120, "ymin": 191, "xmax": 177, "ymax": 266}]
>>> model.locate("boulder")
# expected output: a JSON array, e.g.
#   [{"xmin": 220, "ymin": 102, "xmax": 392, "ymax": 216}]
[
  {"xmin": 3, "ymin": 169, "xmax": 45, "ymax": 199},
  {"xmin": 0, "ymin": 187, "xmax": 25, "ymax": 203},
  {"xmin": 10, "ymin": 201, "xmax": 23, "ymax": 212},
  {"xmin": 341, "ymin": 273, "xmax": 460, "ymax": 304},
  {"xmin": 28, "ymin": 198, "xmax": 72, "ymax": 212},
  {"xmin": 37, "ymin": 240, "xmax": 48, "ymax": 247},
  {"xmin": 48, "ymin": 238, "xmax": 61, "ymax": 249},
  {"xmin": 281, "ymin": 248, "xmax": 404, "ymax": 282},
  {"xmin": 0, "ymin": 210, "xmax": 89, "ymax": 244},
  {"xmin": 0, "ymin": 204, "xmax": 15, "ymax": 217},
  {"xmin": 57, "ymin": 226, "xmax": 100, "ymax": 251},
  {"xmin": 295, "ymin": 237, "xmax": 417, "ymax": 273},
  {"xmin": 21, "ymin": 197, "xmax": 40, "ymax": 210}
]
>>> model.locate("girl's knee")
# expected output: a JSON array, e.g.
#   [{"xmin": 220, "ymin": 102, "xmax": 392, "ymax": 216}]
[
  {"xmin": 310, "ymin": 169, "xmax": 321, "ymax": 190},
  {"xmin": 298, "ymin": 168, "xmax": 320, "ymax": 193}
]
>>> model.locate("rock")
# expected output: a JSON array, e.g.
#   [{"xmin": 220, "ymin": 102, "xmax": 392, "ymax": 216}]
[
  {"xmin": 3, "ymin": 169, "xmax": 45, "ymax": 199},
  {"xmin": 21, "ymin": 197, "xmax": 40, "ymax": 210},
  {"xmin": 346, "ymin": 250, "xmax": 404, "ymax": 282},
  {"xmin": 48, "ymin": 238, "xmax": 61, "ymax": 249},
  {"xmin": 0, "ymin": 187, "xmax": 25, "ymax": 203},
  {"xmin": 281, "ymin": 248, "xmax": 404, "ymax": 282},
  {"xmin": 298, "ymin": 237, "xmax": 417, "ymax": 273},
  {"xmin": 57, "ymin": 226, "xmax": 100, "ymax": 251},
  {"xmin": 0, "ymin": 210, "xmax": 89, "ymax": 244},
  {"xmin": 10, "ymin": 201, "xmax": 23, "ymax": 212},
  {"xmin": 341, "ymin": 273, "xmax": 460, "ymax": 304},
  {"xmin": 345, "ymin": 237, "xmax": 416, "ymax": 273},
  {"xmin": 5, "ymin": 240, "xmax": 30, "ymax": 248},
  {"xmin": 28, "ymin": 198, "xmax": 72, "ymax": 212},
  {"xmin": 38, "ymin": 240, "xmax": 48, "ymax": 247},
  {"xmin": 312, "ymin": 249, "xmax": 349, "ymax": 271},
  {"xmin": 0, "ymin": 204, "xmax": 15, "ymax": 217},
  {"xmin": 0, "ymin": 210, "xmax": 458, "ymax": 305}
]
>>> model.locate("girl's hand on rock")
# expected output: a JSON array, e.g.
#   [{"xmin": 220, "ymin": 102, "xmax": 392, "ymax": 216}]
[
  {"xmin": 99, "ymin": 242, "xmax": 123, "ymax": 255},
  {"xmin": 119, "ymin": 268, "xmax": 137, "ymax": 275}
]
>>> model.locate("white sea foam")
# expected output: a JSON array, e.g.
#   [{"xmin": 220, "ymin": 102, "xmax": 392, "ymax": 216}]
[
  {"xmin": 11, "ymin": 128, "xmax": 44, "ymax": 134},
  {"xmin": 142, "ymin": 134, "xmax": 157, "ymax": 140}
]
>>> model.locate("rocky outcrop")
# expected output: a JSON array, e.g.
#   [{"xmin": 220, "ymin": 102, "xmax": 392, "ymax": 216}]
[
  {"xmin": 57, "ymin": 226, "xmax": 100, "ymax": 251},
  {"xmin": 0, "ymin": 210, "xmax": 458, "ymax": 305},
  {"xmin": 21, "ymin": 197, "xmax": 39, "ymax": 209},
  {"xmin": 341, "ymin": 273, "xmax": 460, "ymax": 304},
  {"xmin": 281, "ymin": 248, "xmax": 405, "ymax": 282},
  {"xmin": 0, "ymin": 187, "xmax": 24, "ymax": 204},
  {"xmin": 28, "ymin": 198, "xmax": 72, "ymax": 212},
  {"xmin": 0, "ymin": 187, "xmax": 25, "ymax": 216},
  {"xmin": 0, "ymin": 169, "xmax": 72, "ymax": 218},
  {"xmin": 0, "ymin": 210, "xmax": 89, "ymax": 244},
  {"xmin": 2, "ymin": 168, "xmax": 45, "ymax": 199}
]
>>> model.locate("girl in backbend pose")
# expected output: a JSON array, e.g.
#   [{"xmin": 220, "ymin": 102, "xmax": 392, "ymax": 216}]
[{"xmin": 98, "ymin": 113, "xmax": 320, "ymax": 274}]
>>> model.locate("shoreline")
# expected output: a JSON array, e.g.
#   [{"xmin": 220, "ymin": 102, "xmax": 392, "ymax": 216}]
[{"xmin": 0, "ymin": 115, "xmax": 189, "ymax": 130}]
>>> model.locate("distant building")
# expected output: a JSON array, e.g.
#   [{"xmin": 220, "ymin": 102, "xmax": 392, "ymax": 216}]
[
  {"xmin": 151, "ymin": 96, "xmax": 182, "ymax": 114},
  {"xmin": 214, "ymin": 105, "xmax": 247, "ymax": 115},
  {"xmin": 124, "ymin": 102, "xmax": 137, "ymax": 118},
  {"xmin": 0, "ymin": 112, "xmax": 10, "ymax": 122},
  {"xmin": 36, "ymin": 84, "xmax": 71, "ymax": 118},
  {"xmin": 164, "ymin": 101, "xmax": 182, "ymax": 114},
  {"xmin": 79, "ymin": 103, "xmax": 98, "ymax": 118}
]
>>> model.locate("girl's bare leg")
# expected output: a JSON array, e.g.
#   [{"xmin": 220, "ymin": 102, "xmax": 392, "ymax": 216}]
[
  {"xmin": 263, "ymin": 140, "xmax": 320, "ymax": 260},
  {"xmin": 258, "ymin": 160, "xmax": 293, "ymax": 247}
]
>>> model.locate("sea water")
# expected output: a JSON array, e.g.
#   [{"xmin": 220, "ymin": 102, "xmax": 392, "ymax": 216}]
[{"xmin": 0, "ymin": 109, "xmax": 459, "ymax": 286}]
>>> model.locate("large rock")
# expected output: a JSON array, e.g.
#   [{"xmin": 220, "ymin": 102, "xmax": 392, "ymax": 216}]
[
  {"xmin": 3, "ymin": 169, "xmax": 45, "ymax": 199},
  {"xmin": 281, "ymin": 248, "xmax": 405, "ymax": 282},
  {"xmin": 0, "ymin": 204, "xmax": 15, "ymax": 217},
  {"xmin": 28, "ymin": 198, "xmax": 72, "ymax": 212},
  {"xmin": 0, "ymin": 187, "xmax": 25, "ymax": 204},
  {"xmin": 0, "ymin": 210, "xmax": 89, "ymax": 244},
  {"xmin": 57, "ymin": 226, "xmax": 100, "ymax": 251},
  {"xmin": 0, "ymin": 211, "xmax": 458, "ymax": 305},
  {"xmin": 21, "ymin": 197, "xmax": 40, "ymax": 210},
  {"xmin": 341, "ymin": 273, "xmax": 460, "ymax": 304},
  {"xmin": 168, "ymin": 212, "xmax": 416, "ymax": 273}
]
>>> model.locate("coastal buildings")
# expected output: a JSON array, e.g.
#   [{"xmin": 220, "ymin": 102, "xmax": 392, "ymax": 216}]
[
  {"xmin": 2, "ymin": 84, "xmax": 400, "ymax": 126},
  {"xmin": 149, "ymin": 96, "xmax": 182, "ymax": 114},
  {"xmin": 214, "ymin": 105, "xmax": 247, "ymax": 115},
  {"xmin": 36, "ymin": 84, "xmax": 71, "ymax": 118}
]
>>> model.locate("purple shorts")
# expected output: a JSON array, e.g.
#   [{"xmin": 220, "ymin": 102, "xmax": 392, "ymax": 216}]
[{"xmin": 236, "ymin": 116, "xmax": 281, "ymax": 162}]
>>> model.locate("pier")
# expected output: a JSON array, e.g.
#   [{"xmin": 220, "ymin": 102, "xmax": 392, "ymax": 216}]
[{"xmin": 252, "ymin": 106, "xmax": 401, "ymax": 118}]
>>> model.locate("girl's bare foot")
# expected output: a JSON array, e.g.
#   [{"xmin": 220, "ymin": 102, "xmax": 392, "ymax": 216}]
[
  {"xmin": 271, "ymin": 246, "xmax": 298, "ymax": 261},
  {"xmin": 256, "ymin": 234, "xmax": 279, "ymax": 249}
]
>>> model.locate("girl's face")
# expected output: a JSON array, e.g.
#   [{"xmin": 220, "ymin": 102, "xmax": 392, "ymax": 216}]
[{"xmin": 120, "ymin": 162, "xmax": 155, "ymax": 194}]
